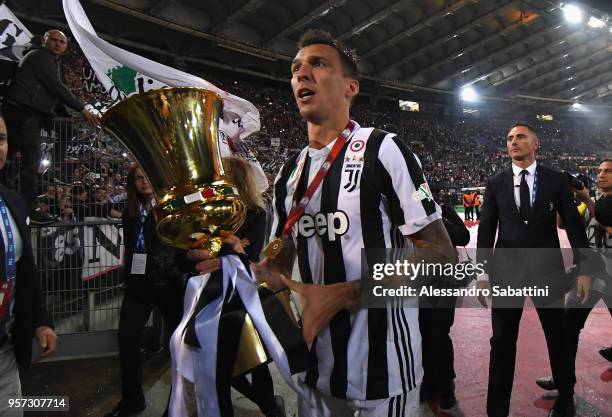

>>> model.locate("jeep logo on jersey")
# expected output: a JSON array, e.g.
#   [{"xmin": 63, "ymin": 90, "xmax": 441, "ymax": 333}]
[{"xmin": 296, "ymin": 211, "xmax": 349, "ymax": 241}]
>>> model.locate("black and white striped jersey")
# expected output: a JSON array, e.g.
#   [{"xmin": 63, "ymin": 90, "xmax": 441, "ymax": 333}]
[{"xmin": 270, "ymin": 121, "xmax": 441, "ymax": 400}]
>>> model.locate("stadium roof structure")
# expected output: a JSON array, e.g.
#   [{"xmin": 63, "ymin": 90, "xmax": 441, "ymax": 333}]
[{"xmin": 10, "ymin": 0, "xmax": 612, "ymax": 110}]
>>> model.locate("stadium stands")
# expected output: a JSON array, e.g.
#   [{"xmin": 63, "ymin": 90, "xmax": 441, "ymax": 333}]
[{"xmin": 56, "ymin": 43, "xmax": 607, "ymax": 207}]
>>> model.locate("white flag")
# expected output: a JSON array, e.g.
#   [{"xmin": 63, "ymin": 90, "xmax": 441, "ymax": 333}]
[
  {"xmin": 62, "ymin": 0, "xmax": 260, "ymax": 141},
  {"xmin": 0, "ymin": 3, "xmax": 33, "ymax": 61},
  {"xmin": 63, "ymin": 0, "xmax": 268, "ymax": 190}
]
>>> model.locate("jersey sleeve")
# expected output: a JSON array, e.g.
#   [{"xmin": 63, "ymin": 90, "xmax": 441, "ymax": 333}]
[{"xmin": 377, "ymin": 134, "xmax": 441, "ymax": 236}]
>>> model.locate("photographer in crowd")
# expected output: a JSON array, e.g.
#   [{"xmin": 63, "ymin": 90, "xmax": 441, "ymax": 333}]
[
  {"xmin": 536, "ymin": 159, "xmax": 612, "ymax": 391},
  {"xmin": 594, "ymin": 194, "xmax": 612, "ymax": 361}
]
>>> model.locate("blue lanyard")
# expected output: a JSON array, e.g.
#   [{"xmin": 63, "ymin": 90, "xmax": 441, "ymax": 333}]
[
  {"xmin": 134, "ymin": 205, "xmax": 147, "ymax": 253},
  {"xmin": 0, "ymin": 196, "xmax": 16, "ymax": 280}
]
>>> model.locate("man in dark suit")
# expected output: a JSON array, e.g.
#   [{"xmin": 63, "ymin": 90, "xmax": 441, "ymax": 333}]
[
  {"xmin": 0, "ymin": 113, "xmax": 57, "ymax": 417},
  {"xmin": 476, "ymin": 123, "xmax": 592, "ymax": 417}
]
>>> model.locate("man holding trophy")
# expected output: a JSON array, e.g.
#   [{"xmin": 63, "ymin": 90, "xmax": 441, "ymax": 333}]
[
  {"xmin": 99, "ymin": 19, "xmax": 452, "ymax": 415},
  {"xmin": 189, "ymin": 29, "xmax": 454, "ymax": 417}
]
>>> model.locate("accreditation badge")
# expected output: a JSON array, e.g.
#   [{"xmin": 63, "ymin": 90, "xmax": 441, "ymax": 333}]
[{"xmin": 131, "ymin": 253, "xmax": 147, "ymax": 275}]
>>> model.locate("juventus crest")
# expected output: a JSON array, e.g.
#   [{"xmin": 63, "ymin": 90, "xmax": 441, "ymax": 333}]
[
  {"xmin": 343, "ymin": 138, "xmax": 366, "ymax": 192},
  {"xmin": 344, "ymin": 165, "xmax": 362, "ymax": 192}
]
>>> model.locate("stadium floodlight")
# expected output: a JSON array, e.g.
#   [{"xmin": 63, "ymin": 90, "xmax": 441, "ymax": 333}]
[
  {"xmin": 587, "ymin": 16, "xmax": 605, "ymax": 28},
  {"xmin": 563, "ymin": 4, "xmax": 583, "ymax": 24},
  {"xmin": 460, "ymin": 86, "xmax": 478, "ymax": 101},
  {"xmin": 41, "ymin": 159, "xmax": 50, "ymax": 167}
]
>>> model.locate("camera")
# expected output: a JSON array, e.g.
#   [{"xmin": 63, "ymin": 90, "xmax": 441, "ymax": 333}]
[{"xmin": 564, "ymin": 172, "xmax": 585, "ymax": 190}]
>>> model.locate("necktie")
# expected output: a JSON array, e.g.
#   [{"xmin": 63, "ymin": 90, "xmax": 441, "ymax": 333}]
[{"xmin": 520, "ymin": 170, "xmax": 530, "ymax": 221}]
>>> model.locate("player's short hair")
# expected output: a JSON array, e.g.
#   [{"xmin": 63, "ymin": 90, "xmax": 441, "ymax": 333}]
[{"xmin": 297, "ymin": 29, "xmax": 360, "ymax": 80}]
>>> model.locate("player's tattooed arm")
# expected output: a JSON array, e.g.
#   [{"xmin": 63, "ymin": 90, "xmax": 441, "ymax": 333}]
[{"xmin": 406, "ymin": 218, "xmax": 457, "ymax": 263}]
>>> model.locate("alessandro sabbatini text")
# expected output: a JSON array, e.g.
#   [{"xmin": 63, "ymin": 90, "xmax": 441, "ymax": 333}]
[
  {"xmin": 359, "ymin": 248, "xmax": 569, "ymax": 307},
  {"xmin": 371, "ymin": 284, "xmax": 549, "ymax": 298}
]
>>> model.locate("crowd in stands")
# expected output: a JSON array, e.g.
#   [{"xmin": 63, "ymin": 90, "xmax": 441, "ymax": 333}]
[
  {"xmin": 215, "ymin": 80, "xmax": 605, "ymax": 190},
  {"xmin": 3, "ymin": 123, "xmax": 130, "ymax": 223},
  {"xmin": 26, "ymin": 42, "xmax": 607, "ymax": 219}
]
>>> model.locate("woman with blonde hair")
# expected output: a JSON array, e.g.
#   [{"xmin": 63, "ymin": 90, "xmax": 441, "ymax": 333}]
[
  {"xmin": 213, "ymin": 157, "xmax": 285, "ymax": 416},
  {"xmin": 223, "ymin": 156, "xmax": 267, "ymax": 262},
  {"xmin": 180, "ymin": 158, "xmax": 284, "ymax": 416}
]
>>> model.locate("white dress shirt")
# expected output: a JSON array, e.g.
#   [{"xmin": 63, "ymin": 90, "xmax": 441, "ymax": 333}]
[{"xmin": 512, "ymin": 161, "xmax": 537, "ymax": 210}]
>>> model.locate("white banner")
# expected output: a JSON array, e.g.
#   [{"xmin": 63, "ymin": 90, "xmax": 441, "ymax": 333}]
[
  {"xmin": 62, "ymin": 0, "xmax": 259, "ymax": 141},
  {"xmin": 0, "ymin": 4, "xmax": 33, "ymax": 62},
  {"xmin": 63, "ymin": 0, "xmax": 268, "ymax": 191}
]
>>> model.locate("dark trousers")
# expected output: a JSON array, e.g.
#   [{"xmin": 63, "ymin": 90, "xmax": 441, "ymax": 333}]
[
  {"xmin": 2, "ymin": 104, "xmax": 43, "ymax": 210},
  {"xmin": 118, "ymin": 285, "xmax": 183, "ymax": 407},
  {"xmin": 465, "ymin": 206, "xmax": 473, "ymax": 220},
  {"xmin": 215, "ymin": 289, "xmax": 278, "ymax": 417},
  {"xmin": 487, "ymin": 298, "xmax": 572, "ymax": 417},
  {"xmin": 231, "ymin": 367, "xmax": 277, "ymax": 415},
  {"xmin": 419, "ymin": 295, "xmax": 457, "ymax": 406},
  {"xmin": 564, "ymin": 289, "xmax": 612, "ymax": 386}
]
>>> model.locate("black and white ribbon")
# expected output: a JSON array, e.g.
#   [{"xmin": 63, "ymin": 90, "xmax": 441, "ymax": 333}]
[{"xmin": 168, "ymin": 255, "xmax": 313, "ymax": 417}]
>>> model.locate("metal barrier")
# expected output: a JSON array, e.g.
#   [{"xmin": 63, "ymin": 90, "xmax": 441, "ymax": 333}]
[
  {"xmin": 31, "ymin": 220, "xmax": 125, "ymax": 335},
  {"xmin": 32, "ymin": 118, "xmax": 130, "ymax": 338},
  {"xmin": 1, "ymin": 117, "xmax": 136, "ymax": 358}
]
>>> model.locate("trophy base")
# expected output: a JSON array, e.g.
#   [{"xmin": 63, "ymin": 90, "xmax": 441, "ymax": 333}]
[{"xmin": 232, "ymin": 288, "xmax": 302, "ymax": 378}]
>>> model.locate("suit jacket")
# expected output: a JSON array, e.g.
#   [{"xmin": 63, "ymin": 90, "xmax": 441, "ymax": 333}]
[
  {"xmin": 0, "ymin": 184, "xmax": 53, "ymax": 368},
  {"xmin": 121, "ymin": 208, "xmax": 184, "ymax": 298},
  {"xmin": 477, "ymin": 165, "xmax": 592, "ymax": 299}
]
